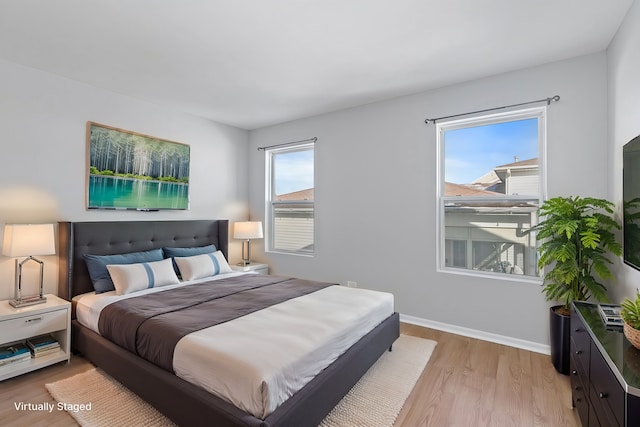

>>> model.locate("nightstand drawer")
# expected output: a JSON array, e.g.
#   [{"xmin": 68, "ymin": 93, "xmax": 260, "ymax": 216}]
[{"xmin": 0, "ymin": 308, "xmax": 68, "ymax": 344}]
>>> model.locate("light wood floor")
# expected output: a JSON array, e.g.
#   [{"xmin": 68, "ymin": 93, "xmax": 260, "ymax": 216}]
[
  {"xmin": 0, "ymin": 324, "xmax": 581, "ymax": 427},
  {"xmin": 395, "ymin": 324, "xmax": 580, "ymax": 427}
]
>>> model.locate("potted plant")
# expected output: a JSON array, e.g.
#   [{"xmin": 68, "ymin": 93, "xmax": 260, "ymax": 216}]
[
  {"xmin": 536, "ymin": 196, "xmax": 622, "ymax": 374},
  {"xmin": 621, "ymin": 291, "xmax": 640, "ymax": 351}
]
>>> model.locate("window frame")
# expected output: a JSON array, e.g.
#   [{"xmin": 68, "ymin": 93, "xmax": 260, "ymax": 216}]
[
  {"xmin": 265, "ymin": 142, "xmax": 315, "ymax": 257},
  {"xmin": 435, "ymin": 107, "xmax": 547, "ymax": 282}
]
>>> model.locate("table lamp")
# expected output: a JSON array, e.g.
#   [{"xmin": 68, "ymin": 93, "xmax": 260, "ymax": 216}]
[
  {"xmin": 2, "ymin": 223, "xmax": 55, "ymax": 307},
  {"xmin": 233, "ymin": 221, "xmax": 263, "ymax": 266}
]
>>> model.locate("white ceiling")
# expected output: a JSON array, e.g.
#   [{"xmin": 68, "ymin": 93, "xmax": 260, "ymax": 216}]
[{"xmin": 0, "ymin": 0, "xmax": 633, "ymax": 130}]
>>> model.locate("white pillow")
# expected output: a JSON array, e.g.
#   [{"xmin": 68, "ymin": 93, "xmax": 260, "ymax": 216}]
[
  {"xmin": 107, "ymin": 258, "xmax": 180, "ymax": 295},
  {"xmin": 174, "ymin": 251, "xmax": 232, "ymax": 281}
]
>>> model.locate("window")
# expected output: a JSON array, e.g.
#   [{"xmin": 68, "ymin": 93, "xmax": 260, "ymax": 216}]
[
  {"xmin": 266, "ymin": 143, "xmax": 314, "ymax": 255},
  {"xmin": 437, "ymin": 108, "xmax": 546, "ymax": 279}
]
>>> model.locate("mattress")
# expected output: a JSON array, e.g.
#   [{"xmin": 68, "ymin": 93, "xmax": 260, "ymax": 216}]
[{"xmin": 74, "ymin": 273, "xmax": 394, "ymax": 419}]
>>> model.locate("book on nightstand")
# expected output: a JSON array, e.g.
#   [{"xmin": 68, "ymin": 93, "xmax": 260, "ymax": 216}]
[
  {"xmin": 27, "ymin": 334, "xmax": 60, "ymax": 356},
  {"xmin": 31, "ymin": 346, "xmax": 61, "ymax": 358},
  {"xmin": 0, "ymin": 342, "xmax": 31, "ymax": 366}
]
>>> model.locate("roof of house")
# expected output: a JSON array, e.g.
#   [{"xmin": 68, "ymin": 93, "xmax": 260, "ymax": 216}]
[
  {"xmin": 494, "ymin": 157, "xmax": 538, "ymax": 170},
  {"xmin": 471, "ymin": 170, "xmax": 501, "ymax": 187},
  {"xmin": 444, "ymin": 182, "xmax": 502, "ymax": 197},
  {"xmin": 276, "ymin": 188, "xmax": 314, "ymax": 201}
]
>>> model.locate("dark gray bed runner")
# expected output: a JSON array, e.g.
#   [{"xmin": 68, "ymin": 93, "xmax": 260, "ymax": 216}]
[{"xmin": 98, "ymin": 275, "xmax": 333, "ymax": 372}]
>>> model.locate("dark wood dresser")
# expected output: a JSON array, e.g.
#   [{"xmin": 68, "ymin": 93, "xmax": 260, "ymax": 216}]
[{"xmin": 571, "ymin": 302, "xmax": 640, "ymax": 426}]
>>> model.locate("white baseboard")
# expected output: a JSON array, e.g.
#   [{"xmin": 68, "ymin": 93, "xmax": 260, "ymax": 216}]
[{"xmin": 400, "ymin": 313, "xmax": 550, "ymax": 355}]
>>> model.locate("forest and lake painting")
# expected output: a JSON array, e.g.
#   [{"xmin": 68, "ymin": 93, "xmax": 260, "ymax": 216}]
[{"xmin": 87, "ymin": 122, "xmax": 190, "ymax": 210}]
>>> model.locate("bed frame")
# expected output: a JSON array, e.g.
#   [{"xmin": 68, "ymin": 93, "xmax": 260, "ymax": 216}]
[{"xmin": 58, "ymin": 220, "xmax": 400, "ymax": 427}]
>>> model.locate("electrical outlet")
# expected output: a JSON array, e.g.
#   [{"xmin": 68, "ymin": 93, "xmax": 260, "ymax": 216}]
[{"xmin": 347, "ymin": 281, "xmax": 357, "ymax": 288}]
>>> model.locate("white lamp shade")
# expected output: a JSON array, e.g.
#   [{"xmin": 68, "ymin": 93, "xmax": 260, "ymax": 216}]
[
  {"xmin": 233, "ymin": 221, "xmax": 263, "ymax": 240},
  {"xmin": 2, "ymin": 224, "xmax": 56, "ymax": 257}
]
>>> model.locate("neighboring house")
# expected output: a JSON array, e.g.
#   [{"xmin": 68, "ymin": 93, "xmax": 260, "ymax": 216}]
[
  {"xmin": 493, "ymin": 157, "xmax": 539, "ymax": 196},
  {"xmin": 470, "ymin": 169, "xmax": 503, "ymax": 194},
  {"xmin": 444, "ymin": 157, "xmax": 539, "ymax": 199},
  {"xmin": 273, "ymin": 188, "xmax": 314, "ymax": 252},
  {"xmin": 444, "ymin": 158, "xmax": 539, "ymax": 275},
  {"xmin": 468, "ymin": 156, "xmax": 538, "ymax": 195}
]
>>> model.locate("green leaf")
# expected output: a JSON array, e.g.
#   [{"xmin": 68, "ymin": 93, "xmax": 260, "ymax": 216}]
[
  {"xmin": 551, "ymin": 219, "xmax": 579, "ymax": 239},
  {"xmin": 580, "ymin": 230, "xmax": 600, "ymax": 249}
]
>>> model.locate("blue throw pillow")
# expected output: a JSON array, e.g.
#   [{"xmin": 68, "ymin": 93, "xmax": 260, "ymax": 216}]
[
  {"xmin": 163, "ymin": 244, "xmax": 218, "ymax": 275},
  {"xmin": 85, "ymin": 248, "xmax": 164, "ymax": 293},
  {"xmin": 162, "ymin": 244, "xmax": 217, "ymax": 258}
]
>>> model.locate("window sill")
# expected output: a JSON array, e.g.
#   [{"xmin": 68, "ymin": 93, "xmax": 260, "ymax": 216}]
[
  {"xmin": 438, "ymin": 266, "xmax": 543, "ymax": 285},
  {"xmin": 266, "ymin": 249, "xmax": 314, "ymax": 258}
]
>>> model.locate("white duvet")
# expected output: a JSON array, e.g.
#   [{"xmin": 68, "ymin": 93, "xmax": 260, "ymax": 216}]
[{"xmin": 75, "ymin": 273, "xmax": 394, "ymax": 419}]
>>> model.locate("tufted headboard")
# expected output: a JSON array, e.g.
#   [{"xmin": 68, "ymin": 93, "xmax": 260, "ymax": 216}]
[{"xmin": 57, "ymin": 220, "xmax": 229, "ymax": 301}]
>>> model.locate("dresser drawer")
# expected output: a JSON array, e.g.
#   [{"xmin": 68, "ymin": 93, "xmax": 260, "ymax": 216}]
[
  {"xmin": 590, "ymin": 384, "xmax": 621, "ymax": 427},
  {"xmin": 571, "ymin": 311, "xmax": 592, "ymax": 375},
  {"xmin": 589, "ymin": 340, "xmax": 623, "ymax": 427},
  {"xmin": 571, "ymin": 335, "xmax": 590, "ymax": 380},
  {"xmin": 0, "ymin": 308, "xmax": 68, "ymax": 344},
  {"xmin": 571, "ymin": 354, "xmax": 590, "ymax": 426}
]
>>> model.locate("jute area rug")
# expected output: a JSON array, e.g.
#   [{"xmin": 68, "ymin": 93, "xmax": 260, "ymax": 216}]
[{"xmin": 46, "ymin": 335, "xmax": 436, "ymax": 427}]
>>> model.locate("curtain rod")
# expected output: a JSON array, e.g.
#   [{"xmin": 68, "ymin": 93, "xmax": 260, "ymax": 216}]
[
  {"xmin": 257, "ymin": 137, "xmax": 317, "ymax": 151},
  {"xmin": 424, "ymin": 95, "xmax": 560, "ymax": 124}
]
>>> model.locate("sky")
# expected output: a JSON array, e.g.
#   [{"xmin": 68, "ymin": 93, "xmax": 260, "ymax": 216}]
[
  {"xmin": 444, "ymin": 118, "xmax": 538, "ymax": 184},
  {"xmin": 273, "ymin": 149, "xmax": 314, "ymax": 195}
]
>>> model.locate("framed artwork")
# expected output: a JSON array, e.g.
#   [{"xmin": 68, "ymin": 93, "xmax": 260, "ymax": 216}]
[{"xmin": 86, "ymin": 122, "xmax": 190, "ymax": 210}]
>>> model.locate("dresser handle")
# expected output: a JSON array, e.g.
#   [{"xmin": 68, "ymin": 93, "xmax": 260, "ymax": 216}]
[
  {"xmin": 25, "ymin": 317, "xmax": 43, "ymax": 323},
  {"xmin": 599, "ymin": 392, "xmax": 608, "ymax": 399},
  {"xmin": 572, "ymin": 370, "xmax": 578, "ymax": 375},
  {"xmin": 575, "ymin": 350, "xmax": 582, "ymax": 355}
]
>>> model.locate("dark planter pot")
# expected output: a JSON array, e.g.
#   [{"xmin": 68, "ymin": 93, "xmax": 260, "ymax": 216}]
[{"xmin": 549, "ymin": 305, "xmax": 571, "ymax": 375}]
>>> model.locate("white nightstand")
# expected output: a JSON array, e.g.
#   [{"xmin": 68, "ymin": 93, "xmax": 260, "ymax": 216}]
[
  {"xmin": 231, "ymin": 263, "xmax": 269, "ymax": 275},
  {"xmin": 0, "ymin": 294, "xmax": 71, "ymax": 381}
]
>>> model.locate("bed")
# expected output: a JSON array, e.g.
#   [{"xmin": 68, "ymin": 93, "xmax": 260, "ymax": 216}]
[{"xmin": 58, "ymin": 220, "xmax": 400, "ymax": 427}]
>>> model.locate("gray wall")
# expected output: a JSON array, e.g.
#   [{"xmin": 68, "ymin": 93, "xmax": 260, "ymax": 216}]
[
  {"xmin": 609, "ymin": 0, "xmax": 640, "ymax": 304},
  {"xmin": 248, "ymin": 52, "xmax": 609, "ymax": 350},
  {"xmin": 0, "ymin": 59, "xmax": 250, "ymax": 300}
]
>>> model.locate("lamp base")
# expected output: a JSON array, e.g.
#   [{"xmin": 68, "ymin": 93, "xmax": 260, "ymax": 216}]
[{"xmin": 9, "ymin": 295, "xmax": 47, "ymax": 308}]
